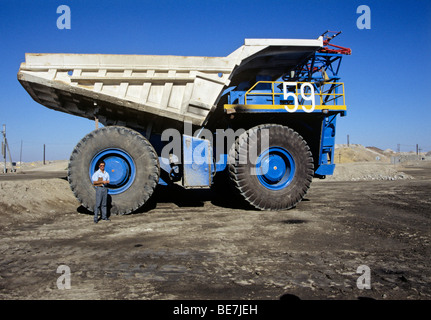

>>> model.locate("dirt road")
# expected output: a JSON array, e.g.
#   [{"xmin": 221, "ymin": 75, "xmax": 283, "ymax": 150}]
[{"xmin": 0, "ymin": 163, "xmax": 430, "ymax": 301}]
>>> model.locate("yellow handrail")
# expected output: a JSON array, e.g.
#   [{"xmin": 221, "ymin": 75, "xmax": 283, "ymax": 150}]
[{"xmin": 243, "ymin": 81, "xmax": 345, "ymax": 107}]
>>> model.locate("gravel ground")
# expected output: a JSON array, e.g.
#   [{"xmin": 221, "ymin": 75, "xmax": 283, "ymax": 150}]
[{"xmin": 0, "ymin": 160, "xmax": 429, "ymax": 302}]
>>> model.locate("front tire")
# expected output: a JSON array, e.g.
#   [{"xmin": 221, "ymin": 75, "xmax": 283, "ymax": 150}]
[
  {"xmin": 228, "ymin": 124, "xmax": 314, "ymax": 210},
  {"xmin": 68, "ymin": 126, "xmax": 159, "ymax": 215}
]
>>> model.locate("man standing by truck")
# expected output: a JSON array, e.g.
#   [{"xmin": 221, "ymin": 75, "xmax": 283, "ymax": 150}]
[{"xmin": 92, "ymin": 161, "xmax": 110, "ymax": 223}]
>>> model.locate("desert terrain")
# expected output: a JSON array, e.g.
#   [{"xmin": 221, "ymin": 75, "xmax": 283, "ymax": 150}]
[{"xmin": 0, "ymin": 145, "xmax": 430, "ymax": 303}]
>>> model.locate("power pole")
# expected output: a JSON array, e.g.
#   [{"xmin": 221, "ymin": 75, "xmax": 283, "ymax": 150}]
[
  {"xmin": 347, "ymin": 134, "xmax": 350, "ymax": 147},
  {"xmin": 2, "ymin": 139, "xmax": 5, "ymax": 173},
  {"xmin": 43, "ymin": 144, "xmax": 46, "ymax": 165},
  {"xmin": 20, "ymin": 140, "xmax": 22, "ymax": 166},
  {"xmin": 2, "ymin": 124, "xmax": 15, "ymax": 173}
]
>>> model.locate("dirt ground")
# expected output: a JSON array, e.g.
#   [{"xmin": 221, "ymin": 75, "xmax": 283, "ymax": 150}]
[{"xmin": 0, "ymin": 158, "xmax": 430, "ymax": 301}]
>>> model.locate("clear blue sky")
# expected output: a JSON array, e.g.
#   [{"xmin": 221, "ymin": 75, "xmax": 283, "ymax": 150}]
[{"xmin": 1, "ymin": 0, "xmax": 430, "ymax": 161}]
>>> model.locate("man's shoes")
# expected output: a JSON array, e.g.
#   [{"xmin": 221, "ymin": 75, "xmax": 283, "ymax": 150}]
[
  {"xmin": 102, "ymin": 218, "xmax": 111, "ymax": 222},
  {"xmin": 94, "ymin": 219, "xmax": 98, "ymax": 224}
]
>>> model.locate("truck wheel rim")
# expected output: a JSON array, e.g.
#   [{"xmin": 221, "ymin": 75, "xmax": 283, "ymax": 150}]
[
  {"xmin": 90, "ymin": 148, "xmax": 136, "ymax": 195},
  {"xmin": 256, "ymin": 147, "xmax": 295, "ymax": 190}
]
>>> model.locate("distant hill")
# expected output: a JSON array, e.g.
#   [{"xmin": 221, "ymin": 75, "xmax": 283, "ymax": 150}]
[{"xmin": 334, "ymin": 144, "xmax": 390, "ymax": 163}]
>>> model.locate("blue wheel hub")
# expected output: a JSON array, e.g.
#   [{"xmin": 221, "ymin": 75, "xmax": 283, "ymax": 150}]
[
  {"xmin": 90, "ymin": 149, "xmax": 136, "ymax": 195},
  {"xmin": 256, "ymin": 147, "xmax": 295, "ymax": 190}
]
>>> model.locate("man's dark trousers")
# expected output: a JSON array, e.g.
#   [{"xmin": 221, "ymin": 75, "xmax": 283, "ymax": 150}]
[{"xmin": 94, "ymin": 186, "xmax": 108, "ymax": 222}]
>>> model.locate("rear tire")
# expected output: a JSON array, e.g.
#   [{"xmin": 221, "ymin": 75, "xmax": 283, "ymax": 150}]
[
  {"xmin": 68, "ymin": 126, "xmax": 159, "ymax": 215},
  {"xmin": 228, "ymin": 124, "xmax": 314, "ymax": 210}
]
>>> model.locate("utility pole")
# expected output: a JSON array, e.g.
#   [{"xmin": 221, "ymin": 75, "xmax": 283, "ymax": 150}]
[
  {"xmin": 2, "ymin": 137, "xmax": 5, "ymax": 173},
  {"xmin": 2, "ymin": 124, "xmax": 15, "ymax": 173},
  {"xmin": 43, "ymin": 144, "xmax": 46, "ymax": 165},
  {"xmin": 20, "ymin": 140, "xmax": 22, "ymax": 166},
  {"xmin": 347, "ymin": 134, "xmax": 350, "ymax": 147}
]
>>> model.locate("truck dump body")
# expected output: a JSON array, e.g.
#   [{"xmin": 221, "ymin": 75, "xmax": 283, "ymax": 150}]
[{"xmin": 17, "ymin": 38, "xmax": 322, "ymax": 132}]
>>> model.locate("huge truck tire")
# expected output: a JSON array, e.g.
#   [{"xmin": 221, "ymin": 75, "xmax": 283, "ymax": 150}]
[
  {"xmin": 68, "ymin": 126, "xmax": 159, "ymax": 215},
  {"xmin": 228, "ymin": 124, "xmax": 314, "ymax": 210}
]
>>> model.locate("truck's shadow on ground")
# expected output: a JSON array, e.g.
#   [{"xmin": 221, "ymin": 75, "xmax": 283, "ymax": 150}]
[
  {"xmin": 76, "ymin": 183, "xmax": 255, "ymax": 217},
  {"xmin": 148, "ymin": 184, "xmax": 256, "ymax": 211}
]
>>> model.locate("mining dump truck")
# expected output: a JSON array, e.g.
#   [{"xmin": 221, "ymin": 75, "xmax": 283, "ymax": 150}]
[{"xmin": 17, "ymin": 31, "xmax": 350, "ymax": 215}]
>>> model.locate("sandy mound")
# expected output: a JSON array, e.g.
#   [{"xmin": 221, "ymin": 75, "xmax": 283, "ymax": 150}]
[
  {"xmin": 322, "ymin": 162, "xmax": 413, "ymax": 181},
  {"xmin": 0, "ymin": 178, "xmax": 79, "ymax": 225},
  {"xmin": 9, "ymin": 160, "xmax": 69, "ymax": 172},
  {"xmin": 334, "ymin": 144, "xmax": 391, "ymax": 163},
  {"xmin": 323, "ymin": 144, "xmax": 418, "ymax": 181}
]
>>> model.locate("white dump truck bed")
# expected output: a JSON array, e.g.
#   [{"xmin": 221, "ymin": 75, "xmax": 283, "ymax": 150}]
[{"xmin": 18, "ymin": 37, "xmax": 322, "ymax": 131}]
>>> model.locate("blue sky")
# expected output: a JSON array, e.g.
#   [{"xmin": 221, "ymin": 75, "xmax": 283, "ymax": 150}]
[{"xmin": 1, "ymin": 0, "xmax": 430, "ymax": 161}]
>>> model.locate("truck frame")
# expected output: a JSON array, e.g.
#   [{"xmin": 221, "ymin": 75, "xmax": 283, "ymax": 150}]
[{"xmin": 18, "ymin": 32, "xmax": 349, "ymax": 214}]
